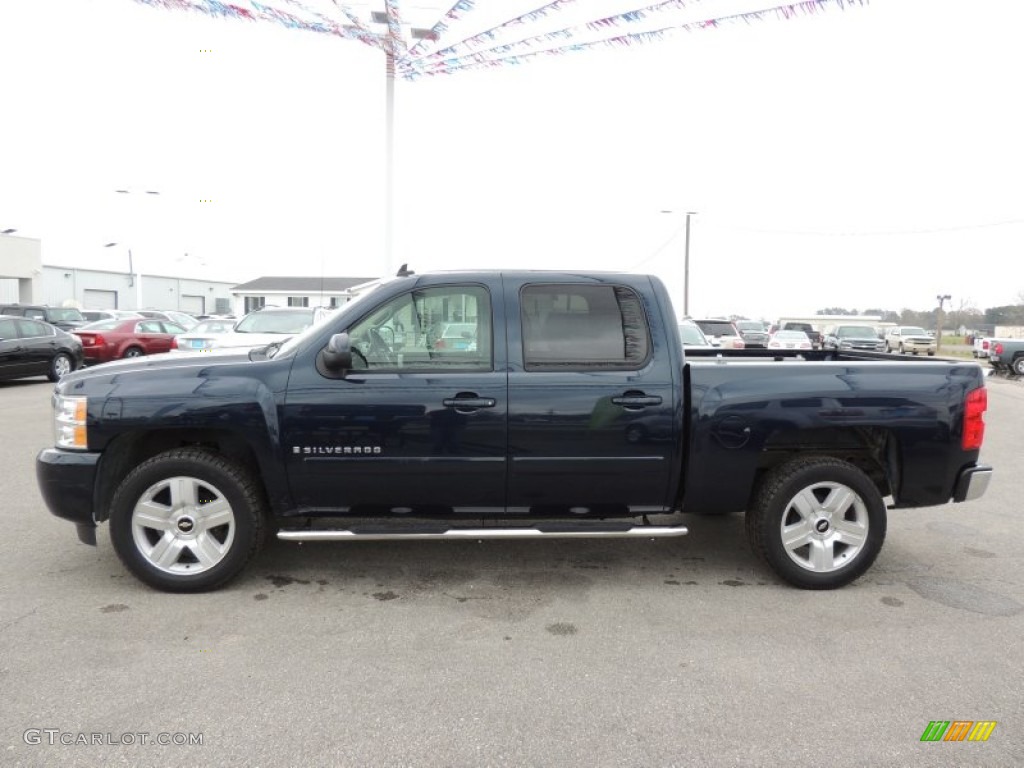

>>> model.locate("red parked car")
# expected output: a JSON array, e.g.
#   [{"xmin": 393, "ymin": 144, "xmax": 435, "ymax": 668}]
[{"xmin": 73, "ymin": 318, "xmax": 187, "ymax": 364}]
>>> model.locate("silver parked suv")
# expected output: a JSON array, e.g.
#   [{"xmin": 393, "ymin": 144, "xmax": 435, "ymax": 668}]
[{"xmin": 885, "ymin": 326, "xmax": 936, "ymax": 355}]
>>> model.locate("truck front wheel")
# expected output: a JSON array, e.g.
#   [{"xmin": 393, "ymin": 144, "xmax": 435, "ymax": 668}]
[
  {"xmin": 746, "ymin": 457, "xmax": 886, "ymax": 589},
  {"xmin": 109, "ymin": 449, "xmax": 267, "ymax": 592}
]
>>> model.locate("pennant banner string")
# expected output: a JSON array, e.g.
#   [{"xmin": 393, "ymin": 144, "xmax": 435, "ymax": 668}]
[
  {"xmin": 403, "ymin": 0, "xmax": 867, "ymax": 79},
  {"xmin": 330, "ymin": 1, "xmax": 390, "ymax": 51},
  {"xmin": 416, "ymin": 0, "xmax": 585, "ymax": 63},
  {"xmin": 414, "ymin": 0, "xmax": 695, "ymax": 69},
  {"xmin": 129, "ymin": 0, "xmax": 869, "ymax": 79},
  {"xmin": 405, "ymin": 0, "xmax": 476, "ymax": 59}
]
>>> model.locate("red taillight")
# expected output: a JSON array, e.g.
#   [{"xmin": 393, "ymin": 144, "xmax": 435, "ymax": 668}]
[
  {"xmin": 962, "ymin": 387, "xmax": 987, "ymax": 451},
  {"xmin": 170, "ymin": 337, "xmax": 178, "ymax": 349},
  {"xmin": 982, "ymin": 340, "xmax": 990, "ymax": 350},
  {"xmin": 993, "ymin": 342, "xmax": 1003, "ymax": 355},
  {"xmin": 433, "ymin": 339, "xmax": 447, "ymax": 350}
]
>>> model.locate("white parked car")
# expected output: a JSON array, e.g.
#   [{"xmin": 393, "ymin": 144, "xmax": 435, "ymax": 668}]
[
  {"xmin": 768, "ymin": 330, "xmax": 813, "ymax": 350},
  {"xmin": 171, "ymin": 318, "xmax": 238, "ymax": 352},
  {"xmin": 174, "ymin": 306, "xmax": 329, "ymax": 354}
]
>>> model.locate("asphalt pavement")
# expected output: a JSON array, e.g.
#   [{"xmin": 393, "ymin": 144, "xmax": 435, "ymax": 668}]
[{"xmin": 1, "ymin": 372, "xmax": 1021, "ymax": 767}]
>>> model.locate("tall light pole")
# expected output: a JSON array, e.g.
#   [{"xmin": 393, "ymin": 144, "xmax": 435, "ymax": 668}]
[
  {"xmin": 936, "ymin": 293, "xmax": 951, "ymax": 352},
  {"xmin": 109, "ymin": 189, "xmax": 160, "ymax": 309},
  {"xmin": 660, "ymin": 210, "xmax": 698, "ymax": 316},
  {"xmin": 369, "ymin": 13, "xmax": 436, "ymax": 275}
]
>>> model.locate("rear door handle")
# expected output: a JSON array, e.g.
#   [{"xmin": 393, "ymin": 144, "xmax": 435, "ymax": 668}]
[{"xmin": 612, "ymin": 394, "xmax": 663, "ymax": 409}]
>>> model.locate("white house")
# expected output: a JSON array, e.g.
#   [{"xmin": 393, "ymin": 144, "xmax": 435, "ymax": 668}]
[{"xmin": 230, "ymin": 276, "xmax": 380, "ymax": 316}]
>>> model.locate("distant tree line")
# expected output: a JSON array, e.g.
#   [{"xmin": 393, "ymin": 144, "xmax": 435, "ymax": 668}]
[{"xmin": 815, "ymin": 297, "xmax": 1024, "ymax": 332}]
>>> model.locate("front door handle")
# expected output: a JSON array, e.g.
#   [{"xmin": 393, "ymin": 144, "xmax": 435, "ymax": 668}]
[
  {"xmin": 611, "ymin": 393, "xmax": 663, "ymax": 409},
  {"xmin": 443, "ymin": 396, "xmax": 497, "ymax": 411}
]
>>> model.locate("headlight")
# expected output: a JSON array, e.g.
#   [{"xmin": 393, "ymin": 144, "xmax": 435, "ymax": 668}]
[{"xmin": 54, "ymin": 394, "xmax": 88, "ymax": 449}]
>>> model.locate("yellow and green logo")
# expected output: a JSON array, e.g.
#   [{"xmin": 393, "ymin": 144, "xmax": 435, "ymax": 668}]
[{"xmin": 921, "ymin": 721, "xmax": 997, "ymax": 742}]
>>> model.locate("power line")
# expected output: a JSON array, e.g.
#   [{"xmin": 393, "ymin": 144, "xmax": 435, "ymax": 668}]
[{"xmin": 719, "ymin": 218, "xmax": 1024, "ymax": 237}]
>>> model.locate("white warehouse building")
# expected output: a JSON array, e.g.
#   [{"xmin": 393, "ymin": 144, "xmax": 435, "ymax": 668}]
[
  {"xmin": 1, "ymin": 233, "xmax": 380, "ymax": 317},
  {"xmin": 1, "ymin": 234, "xmax": 237, "ymax": 315}
]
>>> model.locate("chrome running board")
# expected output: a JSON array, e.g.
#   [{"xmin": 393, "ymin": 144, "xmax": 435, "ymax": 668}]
[{"xmin": 277, "ymin": 525, "xmax": 688, "ymax": 542}]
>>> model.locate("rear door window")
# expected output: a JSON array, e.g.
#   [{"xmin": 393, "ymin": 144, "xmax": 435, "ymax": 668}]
[{"xmin": 521, "ymin": 284, "xmax": 650, "ymax": 370}]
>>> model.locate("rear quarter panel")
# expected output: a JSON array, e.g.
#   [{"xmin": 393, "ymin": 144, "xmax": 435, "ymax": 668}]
[{"xmin": 682, "ymin": 359, "xmax": 986, "ymax": 513}]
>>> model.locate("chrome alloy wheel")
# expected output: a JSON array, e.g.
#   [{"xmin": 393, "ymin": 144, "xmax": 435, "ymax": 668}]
[
  {"xmin": 131, "ymin": 476, "xmax": 236, "ymax": 575},
  {"xmin": 53, "ymin": 354, "xmax": 73, "ymax": 378},
  {"xmin": 779, "ymin": 481, "xmax": 869, "ymax": 573}
]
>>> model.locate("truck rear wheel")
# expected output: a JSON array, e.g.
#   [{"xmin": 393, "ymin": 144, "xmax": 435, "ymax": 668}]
[
  {"xmin": 1013, "ymin": 356, "xmax": 1024, "ymax": 375},
  {"xmin": 109, "ymin": 449, "xmax": 267, "ymax": 592},
  {"xmin": 746, "ymin": 457, "xmax": 886, "ymax": 589}
]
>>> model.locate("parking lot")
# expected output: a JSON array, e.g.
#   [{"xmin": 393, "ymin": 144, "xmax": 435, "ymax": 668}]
[{"xmin": 2, "ymin": 373, "xmax": 1022, "ymax": 767}]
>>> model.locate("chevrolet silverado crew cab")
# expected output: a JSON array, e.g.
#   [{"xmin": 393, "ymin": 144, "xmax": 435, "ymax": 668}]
[{"xmin": 36, "ymin": 270, "xmax": 992, "ymax": 592}]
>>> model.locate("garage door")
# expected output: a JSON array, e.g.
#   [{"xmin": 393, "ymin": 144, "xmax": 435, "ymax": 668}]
[
  {"xmin": 180, "ymin": 294, "xmax": 205, "ymax": 315},
  {"xmin": 83, "ymin": 289, "xmax": 117, "ymax": 309}
]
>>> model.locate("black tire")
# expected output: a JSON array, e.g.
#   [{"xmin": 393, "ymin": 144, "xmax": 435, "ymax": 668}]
[
  {"xmin": 109, "ymin": 449, "xmax": 267, "ymax": 592},
  {"xmin": 122, "ymin": 346, "xmax": 144, "ymax": 358},
  {"xmin": 746, "ymin": 457, "xmax": 887, "ymax": 589},
  {"xmin": 1012, "ymin": 356, "xmax": 1024, "ymax": 376},
  {"xmin": 899, "ymin": 344, "xmax": 905, "ymax": 355},
  {"xmin": 47, "ymin": 352, "xmax": 74, "ymax": 382}
]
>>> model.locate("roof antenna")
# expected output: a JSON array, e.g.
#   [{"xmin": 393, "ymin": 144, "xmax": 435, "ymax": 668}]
[{"xmin": 396, "ymin": 263, "xmax": 414, "ymax": 277}]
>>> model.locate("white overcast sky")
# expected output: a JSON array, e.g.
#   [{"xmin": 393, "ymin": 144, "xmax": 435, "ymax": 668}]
[{"xmin": 1, "ymin": 0, "xmax": 1023, "ymax": 321}]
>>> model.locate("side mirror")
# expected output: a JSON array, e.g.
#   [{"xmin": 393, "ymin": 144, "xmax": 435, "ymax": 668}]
[{"xmin": 322, "ymin": 332, "xmax": 353, "ymax": 372}]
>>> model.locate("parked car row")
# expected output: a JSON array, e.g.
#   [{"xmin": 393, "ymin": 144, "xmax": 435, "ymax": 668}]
[{"xmin": 0, "ymin": 303, "xmax": 332, "ymax": 381}]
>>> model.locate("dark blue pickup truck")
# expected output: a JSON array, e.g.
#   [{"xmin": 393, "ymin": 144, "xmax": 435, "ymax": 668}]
[{"xmin": 36, "ymin": 271, "xmax": 992, "ymax": 592}]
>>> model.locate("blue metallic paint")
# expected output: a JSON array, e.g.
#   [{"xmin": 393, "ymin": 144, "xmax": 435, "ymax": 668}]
[{"xmin": 35, "ymin": 270, "xmax": 988, "ymax": 533}]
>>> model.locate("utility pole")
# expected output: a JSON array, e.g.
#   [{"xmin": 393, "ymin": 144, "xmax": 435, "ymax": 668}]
[
  {"xmin": 936, "ymin": 294, "xmax": 951, "ymax": 351},
  {"xmin": 660, "ymin": 210, "xmax": 697, "ymax": 316},
  {"xmin": 683, "ymin": 212, "xmax": 696, "ymax": 316}
]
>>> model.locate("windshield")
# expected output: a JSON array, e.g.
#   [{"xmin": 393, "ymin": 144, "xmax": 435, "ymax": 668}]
[
  {"xmin": 678, "ymin": 324, "xmax": 708, "ymax": 345},
  {"xmin": 49, "ymin": 308, "xmax": 85, "ymax": 322},
  {"xmin": 837, "ymin": 326, "xmax": 877, "ymax": 338},
  {"xmin": 697, "ymin": 321, "xmax": 736, "ymax": 337},
  {"xmin": 271, "ymin": 287, "xmax": 382, "ymax": 359},
  {"xmin": 189, "ymin": 319, "xmax": 235, "ymax": 334},
  {"xmin": 901, "ymin": 327, "xmax": 928, "ymax": 335},
  {"xmin": 79, "ymin": 319, "xmax": 121, "ymax": 330},
  {"xmin": 235, "ymin": 309, "xmax": 313, "ymax": 334},
  {"xmin": 735, "ymin": 321, "xmax": 764, "ymax": 331},
  {"xmin": 270, "ymin": 307, "xmax": 346, "ymax": 358}
]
